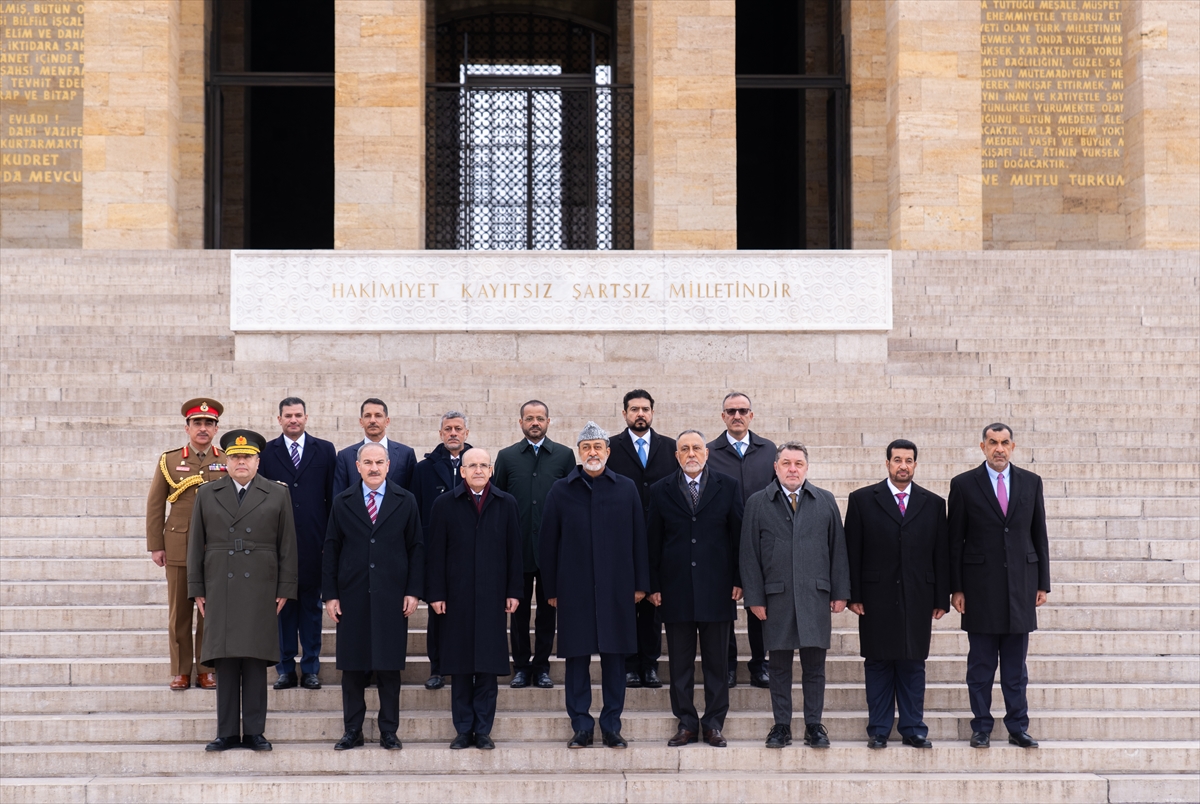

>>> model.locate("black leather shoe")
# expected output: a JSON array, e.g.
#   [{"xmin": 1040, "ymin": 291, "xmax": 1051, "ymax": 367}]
[
  {"xmin": 667, "ymin": 727, "xmax": 698, "ymax": 747},
  {"xmin": 726, "ymin": 670, "xmax": 738, "ymax": 688},
  {"xmin": 510, "ymin": 670, "xmax": 530, "ymax": 688},
  {"xmin": 1008, "ymin": 731, "xmax": 1039, "ymax": 748},
  {"xmin": 803, "ymin": 723, "xmax": 830, "ymax": 748},
  {"xmin": 902, "ymin": 735, "xmax": 933, "ymax": 748},
  {"xmin": 450, "ymin": 732, "xmax": 474, "ymax": 749},
  {"xmin": 750, "ymin": 671, "xmax": 770, "ymax": 689},
  {"xmin": 970, "ymin": 731, "xmax": 990, "ymax": 748},
  {"xmin": 273, "ymin": 672, "xmax": 297, "ymax": 690},
  {"xmin": 602, "ymin": 731, "xmax": 628, "ymax": 748},
  {"xmin": 425, "ymin": 674, "xmax": 445, "ymax": 690},
  {"xmin": 380, "ymin": 732, "xmax": 402, "ymax": 750},
  {"xmin": 567, "ymin": 730, "xmax": 593, "ymax": 748},
  {"xmin": 765, "ymin": 724, "xmax": 791, "ymax": 748},
  {"xmin": 334, "ymin": 730, "xmax": 364, "ymax": 750},
  {"xmin": 300, "ymin": 673, "xmax": 321, "ymax": 690},
  {"xmin": 535, "ymin": 671, "xmax": 554, "ymax": 689},
  {"xmin": 867, "ymin": 734, "xmax": 888, "ymax": 749},
  {"xmin": 625, "ymin": 671, "xmax": 642, "ymax": 688},
  {"xmin": 642, "ymin": 668, "xmax": 663, "ymax": 688},
  {"xmin": 205, "ymin": 736, "xmax": 240, "ymax": 752},
  {"xmin": 242, "ymin": 734, "xmax": 272, "ymax": 751},
  {"xmin": 475, "ymin": 734, "xmax": 495, "ymax": 750}
]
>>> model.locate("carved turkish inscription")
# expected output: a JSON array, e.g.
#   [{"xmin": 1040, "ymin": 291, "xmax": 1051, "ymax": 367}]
[{"xmin": 0, "ymin": 1, "xmax": 84, "ymax": 247}]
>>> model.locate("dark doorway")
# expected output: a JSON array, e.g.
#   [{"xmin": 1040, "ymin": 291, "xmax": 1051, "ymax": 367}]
[{"xmin": 206, "ymin": 0, "xmax": 335, "ymax": 249}]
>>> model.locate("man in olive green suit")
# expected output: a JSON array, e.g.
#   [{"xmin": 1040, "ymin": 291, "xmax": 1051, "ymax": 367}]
[{"xmin": 188, "ymin": 429, "xmax": 298, "ymax": 752}]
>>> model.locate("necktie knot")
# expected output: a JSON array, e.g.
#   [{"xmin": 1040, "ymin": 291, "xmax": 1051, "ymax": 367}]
[{"xmin": 734, "ymin": 441, "xmax": 746, "ymax": 457}]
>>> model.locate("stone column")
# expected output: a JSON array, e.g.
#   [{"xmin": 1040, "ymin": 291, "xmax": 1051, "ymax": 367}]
[
  {"xmin": 641, "ymin": 0, "xmax": 737, "ymax": 250},
  {"xmin": 1122, "ymin": 0, "xmax": 1199, "ymax": 249},
  {"xmin": 334, "ymin": 0, "xmax": 425, "ymax": 250},
  {"xmin": 848, "ymin": 0, "xmax": 888, "ymax": 248},
  {"xmin": 885, "ymin": 0, "xmax": 982, "ymax": 250}
]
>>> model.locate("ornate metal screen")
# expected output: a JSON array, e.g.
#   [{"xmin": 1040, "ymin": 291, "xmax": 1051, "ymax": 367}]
[{"xmin": 427, "ymin": 14, "xmax": 633, "ymax": 250}]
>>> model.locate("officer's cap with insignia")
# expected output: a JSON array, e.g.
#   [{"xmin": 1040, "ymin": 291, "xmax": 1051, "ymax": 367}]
[
  {"xmin": 182, "ymin": 397, "xmax": 224, "ymax": 422},
  {"xmin": 220, "ymin": 429, "xmax": 266, "ymax": 456}
]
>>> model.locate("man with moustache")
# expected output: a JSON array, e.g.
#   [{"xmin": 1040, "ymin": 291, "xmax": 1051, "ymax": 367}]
[
  {"xmin": 426, "ymin": 448, "xmax": 523, "ymax": 749},
  {"xmin": 492, "ymin": 400, "xmax": 576, "ymax": 690},
  {"xmin": 646, "ymin": 430, "xmax": 743, "ymax": 748},
  {"xmin": 258, "ymin": 397, "xmax": 337, "ymax": 691},
  {"xmin": 323, "ymin": 441, "xmax": 424, "ymax": 751},
  {"xmin": 845, "ymin": 439, "xmax": 949, "ymax": 749},
  {"xmin": 188, "ymin": 430, "xmax": 298, "ymax": 751},
  {"xmin": 705, "ymin": 392, "xmax": 775, "ymax": 688},
  {"xmin": 949, "ymin": 423, "xmax": 1050, "ymax": 750},
  {"xmin": 146, "ymin": 398, "xmax": 225, "ymax": 691},
  {"xmin": 741, "ymin": 442, "xmax": 850, "ymax": 749},
  {"xmin": 605, "ymin": 389, "xmax": 676, "ymax": 688},
  {"xmin": 412, "ymin": 411, "xmax": 473, "ymax": 691},
  {"xmin": 333, "ymin": 398, "xmax": 417, "ymax": 495},
  {"xmin": 540, "ymin": 423, "xmax": 650, "ymax": 748}
]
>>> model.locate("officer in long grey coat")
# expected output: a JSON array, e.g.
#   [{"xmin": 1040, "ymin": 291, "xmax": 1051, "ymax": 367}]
[
  {"xmin": 740, "ymin": 441, "xmax": 849, "ymax": 750},
  {"xmin": 188, "ymin": 429, "xmax": 298, "ymax": 752}
]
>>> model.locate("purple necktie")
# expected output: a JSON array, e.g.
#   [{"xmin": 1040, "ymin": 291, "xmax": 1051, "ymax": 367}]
[
  {"xmin": 896, "ymin": 492, "xmax": 907, "ymax": 516},
  {"xmin": 290, "ymin": 441, "xmax": 301, "ymax": 468},
  {"xmin": 996, "ymin": 472, "xmax": 1008, "ymax": 516},
  {"xmin": 366, "ymin": 491, "xmax": 378, "ymax": 523}
]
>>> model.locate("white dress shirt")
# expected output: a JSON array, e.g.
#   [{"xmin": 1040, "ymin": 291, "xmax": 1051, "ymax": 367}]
[
  {"xmin": 886, "ymin": 478, "xmax": 912, "ymax": 510},
  {"xmin": 362, "ymin": 480, "xmax": 387, "ymax": 505},
  {"xmin": 284, "ymin": 431, "xmax": 307, "ymax": 462},
  {"xmin": 985, "ymin": 463, "xmax": 1011, "ymax": 498},
  {"xmin": 630, "ymin": 429, "xmax": 651, "ymax": 452},
  {"xmin": 726, "ymin": 431, "xmax": 750, "ymax": 454}
]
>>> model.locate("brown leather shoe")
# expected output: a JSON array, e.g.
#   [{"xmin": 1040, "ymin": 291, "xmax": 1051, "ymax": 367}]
[
  {"xmin": 703, "ymin": 728, "xmax": 728, "ymax": 747},
  {"xmin": 169, "ymin": 675, "xmax": 190, "ymax": 691},
  {"xmin": 197, "ymin": 673, "xmax": 217, "ymax": 689},
  {"xmin": 667, "ymin": 727, "xmax": 698, "ymax": 747}
]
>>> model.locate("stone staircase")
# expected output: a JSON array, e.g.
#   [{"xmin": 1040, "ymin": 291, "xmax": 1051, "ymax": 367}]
[{"xmin": 1, "ymin": 248, "xmax": 1197, "ymax": 803}]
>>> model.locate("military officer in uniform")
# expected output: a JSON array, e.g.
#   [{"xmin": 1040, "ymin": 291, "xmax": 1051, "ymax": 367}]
[
  {"xmin": 188, "ymin": 429, "xmax": 299, "ymax": 752},
  {"xmin": 145, "ymin": 398, "xmax": 226, "ymax": 691}
]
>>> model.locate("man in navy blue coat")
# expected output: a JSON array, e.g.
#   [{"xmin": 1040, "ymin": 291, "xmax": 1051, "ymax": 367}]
[
  {"xmin": 333, "ymin": 398, "xmax": 416, "ymax": 495},
  {"xmin": 257, "ymin": 396, "xmax": 336, "ymax": 690},
  {"xmin": 540, "ymin": 422, "xmax": 650, "ymax": 749},
  {"xmin": 411, "ymin": 410, "xmax": 473, "ymax": 690}
]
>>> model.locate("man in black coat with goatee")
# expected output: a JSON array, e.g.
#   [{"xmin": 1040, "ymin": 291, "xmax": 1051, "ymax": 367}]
[
  {"xmin": 426, "ymin": 447, "xmax": 523, "ymax": 750},
  {"xmin": 605, "ymin": 389, "xmax": 676, "ymax": 689},
  {"xmin": 949, "ymin": 423, "xmax": 1051, "ymax": 750},
  {"xmin": 845, "ymin": 439, "xmax": 949, "ymax": 749},
  {"xmin": 322, "ymin": 441, "xmax": 423, "ymax": 751},
  {"xmin": 646, "ymin": 430, "xmax": 743, "ymax": 748},
  {"xmin": 411, "ymin": 411, "xmax": 473, "ymax": 690}
]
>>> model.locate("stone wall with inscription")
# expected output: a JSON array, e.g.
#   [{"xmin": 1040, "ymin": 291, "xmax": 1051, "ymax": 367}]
[
  {"xmin": 981, "ymin": 0, "xmax": 1126, "ymax": 248},
  {"xmin": 0, "ymin": 1, "xmax": 83, "ymax": 248}
]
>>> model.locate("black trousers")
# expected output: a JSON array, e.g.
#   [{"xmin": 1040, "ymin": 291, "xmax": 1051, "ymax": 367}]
[
  {"xmin": 426, "ymin": 609, "xmax": 443, "ymax": 675},
  {"xmin": 966, "ymin": 631, "xmax": 1030, "ymax": 734},
  {"xmin": 214, "ymin": 657, "xmax": 269, "ymax": 738},
  {"xmin": 625, "ymin": 597, "xmax": 662, "ymax": 675},
  {"xmin": 665, "ymin": 620, "xmax": 731, "ymax": 733},
  {"xmin": 341, "ymin": 669, "xmax": 402, "ymax": 734},
  {"xmin": 864, "ymin": 658, "xmax": 928, "ymax": 738},
  {"xmin": 276, "ymin": 584, "xmax": 322, "ymax": 676},
  {"xmin": 451, "ymin": 673, "xmax": 499, "ymax": 736},
  {"xmin": 728, "ymin": 607, "xmax": 766, "ymax": 676},
  {"xmin": 510, "ymin": 570, "xmax": 555, "ymax": 674},
  {"xmin": 768, "ymin": 647, "xmax": 826, "ymax": 726},
  {"xmin": 565, "ymin": 653, "xmax": 625, "ymax": 735}
]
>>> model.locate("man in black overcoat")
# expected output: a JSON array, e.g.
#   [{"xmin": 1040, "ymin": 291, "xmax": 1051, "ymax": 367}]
[
  {"xmin": 258, "ymin": 396, "xmax": 337, "ymax": 691},
  {"xmin": 949, "ymin": 423, "xmax": 1051, "ymax": 749},
  {"xmin": 322, "ymin": 441, "xmax": 423, "ymax": 751},
  {"xmin": 411, "ymin": 410, "xmax": 473, "ymax": 690},
  {"xmin": 705, "ymin": 391, "xmax": 775, "ymax": 688},
  {"xmin": 426, "ymin": 447, "xmax": 523, "ymax": 750},
  {"xmin": 605, "ymin": 390, "xmax": 677, "ymax": 688},
  {"xmin": 540, "ymin": 422, "xmax": 650, "ymax": 749},
  {"xmin": 646, "ymin": 429, "xmax": 743, "ymax": 748},
  {"xmin": 845, "ymin": 439, "xmax": 949, "ymax": 749}
]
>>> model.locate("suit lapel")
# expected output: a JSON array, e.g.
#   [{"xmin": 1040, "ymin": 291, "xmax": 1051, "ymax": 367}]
[
  {"xmin": 664, "ymin": 471, "xmax": 692, "ymax": 516},
  {"xmin": 294, "ymin": 437, "xmax": 315, "ymax": 479},
  {"xmin": 1005, "ymin": 466, "xmax": 1024, "ymax": 522},
  {"xmin": 350, "ymin": 486, "xmax": 374, "ymax": 529},
  {"xmin": 214, "ymin": 477, "xmax": 240, "ymax": 519},
  {"xmin": 373, "ymin": 485, "xmax": 402, "ymax": 528},
  {"xmin": 272, "ymin": 437, "xmax": 297, "ymax": 480},
  {"xmin": 693, "ymin": 472, "xmax": 720, "ymax": 515},
  {"xmin": 874, "ymin": 481, "xmax": 903, "ymax": 525},
  {"xmin": 616, "ymin": 430, "xmax": 639, "ymax": 466},
  {"xmin": 645, "ymin": 429, "xmax": 666, "ymax": 466},
  {"xmin": 974, "ymin": 463, "xmax": 1007, "ymax": 522},
  {"xmin": 230, "ymin": 475, "xmax": 269, "ymax": 525},
  {"xmin": 903, "ymin": 482, "xmax": 927, "ymax": 522}
]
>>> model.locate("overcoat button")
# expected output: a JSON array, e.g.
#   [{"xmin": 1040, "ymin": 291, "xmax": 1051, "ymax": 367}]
[
  {"xmin": 246, "ymin": 528, "xmax": 251, "ymax": 533},
  {"xmin": 691, "ymin": 561, "xmax": 697, "ymax": 567},
  {"xmin": 245, "ymin": 550, "xmax": 250, "ymax": 554},
  {"xmin": 228, "ymin": 550, "xmax": 234, "ymax": 555},
  {"xmin": 294, "ymin": 483, "xmax": 299, "ymax": 487},
  {"xmin": 244, "ymin": 572, "xmax": 250, "ymax": 577},
  {"xmin": 370, "ymin": 538, "xmax": 376, "ymax": 544},
  {"xmin": 691, "ymin": 539, "xmax": 696, "ymax": 544},
  {"xmin": 370, "ymin": 563, "xmax": 375, "ymax": 569},
  {"xmin": 227, "ymin": 572, "xmax": 233, "ymax": 578},
  {"xmin": 228, "ymin": 528, "xmax": 235, "ymax": 533}
]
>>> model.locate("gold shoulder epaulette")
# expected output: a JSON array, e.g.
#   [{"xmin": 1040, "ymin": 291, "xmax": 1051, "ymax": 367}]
[{"xmin": 159, "ymin": 452, "xmax": 208, "ymax": 504}]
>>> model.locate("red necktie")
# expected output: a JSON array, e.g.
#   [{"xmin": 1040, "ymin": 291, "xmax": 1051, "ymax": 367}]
[
  {"xmin": 366, "ymin": 491, "xmax": 378, "ymax": 523},
  {"xmin": 895, "ymin": 492, "xmax": 907, "ymax": 516}
]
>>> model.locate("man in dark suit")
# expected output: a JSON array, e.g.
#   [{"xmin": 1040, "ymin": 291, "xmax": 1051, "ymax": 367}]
[
  {"xmin": 845, "ymin": 439, "xmax": 949, "ymax": 749},
  {"xmin": 322, "ymin": 441, "xmax": 423, "ymax": 751},
  {"xmin": 258, "ymin": 397, "xmax": 337, "ymax": 691},
  {"xmin": 705, "ymin": 391, "xmax": 775, "ymax": 688},
  {"xmin": 646, "ymin": 429, "xmax": 743, "ymax": 748},
  {"xmin": 333, "ymin": 398, "xmax": 417, "ymax": 495},
  {"xmin": 492, "ymin": 400, "xmax": 576, "ymax": 690},
  {"xmin": 605, "ymin": 389, "xmax": 676, "ymax": 689},
  {"xmin": 411, "ymin": 410, "xmax": 472, "ymax": 691},
  {"xmin": 949, "ymin": 423, "xmax": 1051, "ymax": 750}
]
